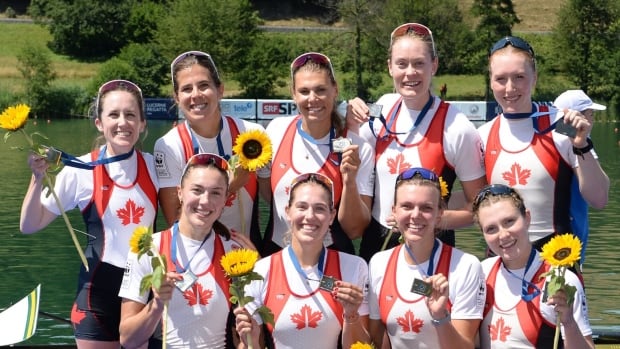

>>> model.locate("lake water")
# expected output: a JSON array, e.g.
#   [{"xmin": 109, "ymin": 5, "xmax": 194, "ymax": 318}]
[{"xmin": 1, "ymin": 116, "xmax": 619, "ymax": 346}]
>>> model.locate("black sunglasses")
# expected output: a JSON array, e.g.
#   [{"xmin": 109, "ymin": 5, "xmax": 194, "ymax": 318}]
[
  {"xmin": 473, "ymin": 184, "xmax": 517, "ymax": 211},
  {"xmin": 489, "ymin": 36, "xmax": 535, "ymax": 58}
]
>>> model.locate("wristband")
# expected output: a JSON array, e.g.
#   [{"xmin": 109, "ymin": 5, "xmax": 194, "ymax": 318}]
[
  {"xmin": 431, "ymin": 311, "xmax": 451, "ymax": 327},
  {"xmin": 572, "ymin": 138, "xmax": 594, "ymax": 159}
]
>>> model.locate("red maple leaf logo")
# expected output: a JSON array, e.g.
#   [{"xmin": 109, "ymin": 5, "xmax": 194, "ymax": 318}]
[
  {"xmin": 502, "ymin": 163, "xmax": 531, "ymax": 186},
  {"xmin": 290, "ymin": 304, "xmax": 322, "ymax": 329},
  {"xmin": 489, "ymin": 317, "xmax": 511, "ymax": 342},
  {"xmin": 225, "ymin": 191, "xmax": 236, "ymax": 207},
  {"xmin": 70, "ymin": 303, "xmax": 86, "ymax": 327},
  {"xmin": 387, "ymin": 153, "xmax": 411, "ymax": 175},
  {"xmin": 183, "ymin": 283, "xmax": 213, "ymax": 306},
  {"xmin": 116, "ymin": 199, "xmax": 145, "ymax": 225},
  {"xmin": 396, "ymin": 310, "xmax": 424, "ymax": 333}
]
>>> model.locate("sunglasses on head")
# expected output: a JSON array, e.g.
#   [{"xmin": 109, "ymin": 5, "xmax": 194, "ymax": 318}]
[
  {"xmin": 96, "ymin": 79, "xmax": 143, "ymax": 116},
  {"xmin": 473, "ymin": 184, "xmax": 517, "ymax": 211},
  {"xmin": 390, "ymin": 23, "xmax": 436, "ymax": 57},
  {"xmin": 489, "ymin": 36, "xmax": 535, "ymax": 58},
  {"xmin": 396, "ymin": 167, "xmax": 439, "ymax": 186},
  {"xmin": 181, "ymin": 153, "xmax": 229, "ymax": 179},
  {"xmin": 290, "ymin": 52, "xmax": 336, "ymax": 80},
  {"xmin": 170, "ymin": 51, "xmax": 220, "ymax": 88},
  {"xmin": 290, "ymin": 172, "xmax": 335, "ymax": 205}
]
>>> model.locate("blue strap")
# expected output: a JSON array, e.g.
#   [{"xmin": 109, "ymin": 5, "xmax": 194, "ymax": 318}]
[
  {"xmin": 60, "ymin": 145, "xmax": 134, "ymax": 170},
  {"xmin": 287, "ymin": 245, "xmax": 326, "ymax": 282},
  {"xmin": 187, "ymin": 119, "xmax": 230, "ymax": 160},
  {"xmin": 170, "ymin": 222, "xmax": 211, "ymax": 273},
  {"xmin": 403, "ymin": 239, "xmax": 440, "ymax": 278},
  {"xmin": 504, "ymin": 248, "xmax": 541, "ymax": 302},
  {"xmin": 504, "ymin": 104, "xmax": 562, "ymax": 135},
  {"xmin": 295, "ymin": 118, "xmax": 340, "ymax": 165}
]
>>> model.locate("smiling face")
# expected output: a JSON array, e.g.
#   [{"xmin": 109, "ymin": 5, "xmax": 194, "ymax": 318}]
[
  {"xmin": 177, "ymin": 165, "xmax": 228, "ymax": 233},
  {"xmin": 489, "ymin": 48, "xmax": 537, "ymax": 113},
  {"xmin": 285, "ymin": 182, "xmax": 336, "ymax": 246},
  {"xmin": 388, "ymin": 36, "xmax": 437, "ymax": 108},
  {"xmin": 392, "ymin": 181, "xmax": 443, "ymax": 244},
  {"xmin": 476, "ymin": 197, "xmax": 532, "ymax": 269},
  {"xmin": 174, "ymin": 63, "xmax": 224, "ymax": 125},
  {"xmin": 95, "ymin": 90, "xmax": 145, "ymax": 155},
  {"xmin": 292, "ymin": 67, "xmax": 338, "ymax": 128}
]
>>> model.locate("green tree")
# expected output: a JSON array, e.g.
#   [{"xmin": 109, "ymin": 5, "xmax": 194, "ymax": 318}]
[
  {"xmin": 92, "ymin": 43, "xmax": 168, "ymax": 98},
  {"xmin": 553, "ymin": 0, "xmax": 619, "ymax": 102},
  {"xmin": 470, "ymin": 0, "xmax": 520, "ymax": 100},
  {"xmin": 17, "ymin": 45, "xmax": 57, "ymax": 117},
  {"xmin": 154, "ymin": 0, "xmax": 262, "ymax": 89},
  {"xmin": 29, "ymin": 0, "xmax": 135, "ymax": 59}
]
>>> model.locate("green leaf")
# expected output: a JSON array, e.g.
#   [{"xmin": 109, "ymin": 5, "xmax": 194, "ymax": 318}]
[
  {"xmin": 256, "ymin": 305, "xmax": 275, "ymax": 327},
  {"xmin": 3, "ymin": 131, "xmax": 11, "ymax": 143},
  {"xmin": 152, "ymin": 265, "xmax": 165, "ymax": 290},
  {"xmin": 140, "ymin": 274, "xmax": 154, "ymax": 295},
  {"xmin": 229, "ymin": 295, "xmax": 239, "ymax": 304},
  {"xmin": 564, "ymin": 284, "xmax": 577, "ymax": 305}
]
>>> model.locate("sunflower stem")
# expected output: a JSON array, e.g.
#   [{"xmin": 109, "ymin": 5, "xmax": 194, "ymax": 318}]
[
  {"xmin": 20, "ymin": 128, "xmax": 89, "ymax": 271},
  {"xmin": 237, "ymin": 192, "xmax": 246, "ymax": 236},
  {"xmin": 380, "ymin": 230, "xmax": 393, "ymax": 251},
  {"xmin": 44, "ymin": 174, "xmax": 89, "ymax": 272}
]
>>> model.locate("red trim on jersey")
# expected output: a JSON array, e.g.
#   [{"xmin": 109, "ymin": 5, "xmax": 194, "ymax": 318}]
[
  {"xmin": 270, "ymin": 115, "xmax": 343, "ymax": 207},
  {"xmin": 484, "ymin": 259, "xmax": 555, "ymax": 346},
  {"xmin": 177, "ymin": 117, "xmax": 257, "ymax": 197},
  {"xmin": 264, "ymin": 248, "xmax": 343, "ymax": 332},
  {"xmin": 378, "ymin": 243, "xmax": 453, "ymax": 323},
  {"xmin": 375, "ymin": 100, "xmax": 451, "ymax": 175},
  {"xmin": 158, "ymin": 228, "xmax": 231, "ymax": 307},
  {"xmin": 90, "ymin": 150, "xmax": 157, "ymax": 224}
]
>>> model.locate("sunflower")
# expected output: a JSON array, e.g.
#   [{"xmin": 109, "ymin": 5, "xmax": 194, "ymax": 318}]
[
  {"xmin": 220, "ymin": 248, "xmax": 259, "ymax": 277},
  {"xmin": 0, "ymin": 104, "xmax": 30, "ymax": 132},
  {"xmin": 130, "ymin": 226, "xmax": 154, "ymax": 256},
  {"xmin": 350, "ymin": 342, "xmax": 374, "ymax": 349},
  {"xmin": 232, "ymin": 129, "xmax": 272, "ymax": 171},
  {"xmin": 540, "ymin": 233, "xmax": 581, "ymax": 267},
  {"xmin": 438, "ymin": 176, "xmax": 449, "ymax": 199}
]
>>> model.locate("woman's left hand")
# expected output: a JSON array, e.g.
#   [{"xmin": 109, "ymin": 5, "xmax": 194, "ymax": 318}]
[
  {"xmin": 332, "ymin": 280, "xmax": 364, "ymax": 315},
  {"xmin": 547, "ymin": 289, "xmax": 576, "ymax": 325},
  {"xmin": 425, "ymin": 273, "xmax": 450, "ymax": 318}
]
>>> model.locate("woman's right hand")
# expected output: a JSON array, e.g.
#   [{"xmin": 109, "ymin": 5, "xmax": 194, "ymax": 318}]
[
  {"xmin": 233, "ymin": 306, "xmax": 260, "ymax": 346},
  {"xmin": 152, "ymin": 272, "xmax": 183, "ymax": 306},
  {"xmin": 345, "ymin": 97, "xmax": 370, "ymax": 132},
  {"xmin": 28, "ymin": 152, "xmax": 49, "ymax": 181}
]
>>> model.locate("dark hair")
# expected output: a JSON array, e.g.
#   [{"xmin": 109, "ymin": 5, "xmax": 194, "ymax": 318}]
[
  {"xmin": 291, "ymin": 59, "xmax": 345, "ymax": 137},
  {"xmin": 180, "ymin": 161, "xmax": 231, "ymax": 240},
  {"xmin": 172, "ymin": 54, "xmax": 222, "ymax": 95}
]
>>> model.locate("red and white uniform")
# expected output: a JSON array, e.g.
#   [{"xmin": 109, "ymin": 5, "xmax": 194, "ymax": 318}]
[
  {"xmin": 368, "ymin": 241, "xmax": 486, "ymax": 348},
  {"xmin": 119, "ymin": 229, "xmax": 241, "ymax": 348},
  {"xmin": 261, "ymin": 115, "xmax": 374, "ymax": 249},
  {"xmin": 480, "ymin": 254, "xmax": 591, "ymax": 349},
  {"xmin": 154, "ymin": 116, "xmax": 265, "ymax": 235},
  {"xmin": 359, "ymin": 94, "xmax": 485, "ymax": 227},
  {"xmin": 244, "ymin": 246, "xmax": 369, "ymax": 349},
  {"xmin": 477, "ymin": 107, "xmax": 597, "ymax": 241},
  {"xmin": 41, "ymin": 150, "xmax": 159, "ymax": 268}
]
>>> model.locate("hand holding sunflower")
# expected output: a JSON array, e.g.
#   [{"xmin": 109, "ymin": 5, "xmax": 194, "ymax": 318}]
[
  {"xmin": 539, "ymin": 233, "xmax": 582, "ymax": 349},
  {"xmin": 220, "ymin": 248, "xmax": 274, "ymax": 349},
  {"xmin": 1, "ymin": 104, "xmax": 88, "ymax": 271},
  {"xmin": 129, "ymin": 226, "xmax": 169, "ymax": 348}
]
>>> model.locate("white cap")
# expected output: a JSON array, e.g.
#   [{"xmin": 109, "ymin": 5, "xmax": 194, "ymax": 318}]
[{"xmin": 554, "ymin": 89, "xmax": 606, "ymax": 112}]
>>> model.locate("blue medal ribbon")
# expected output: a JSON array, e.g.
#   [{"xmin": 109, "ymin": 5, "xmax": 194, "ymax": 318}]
[
  {"xmin": 295, "ymin": 118, "xmax": 340, "ymax": 165},
  {"xmin": 59, "ymin": 145, "xmax": 134, "ymax": 170},
  {"xmin": 187, "ymin": 119, "xmax": 230, "ymax": 160},
  {"xmin": 370, "ymin": 94, "xmax": 434, "ymax": 140},
  {"xmin": 503, "ymin": 103, "xmax": 562, "ymax": 135},
  {"xmin": 170, "ymin": 222, "xmax": 211, "ymax": 273},
  {"xmin": 504, "ymin": 248, "xmax": 541, "ymax": 302},
  {"xmin": 287, "ymin": 245, "xmax": 327, "ymax": 283},
  {"xmin": 403, "ymin": 239, "xmax": 440, "ymax": 278}
]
